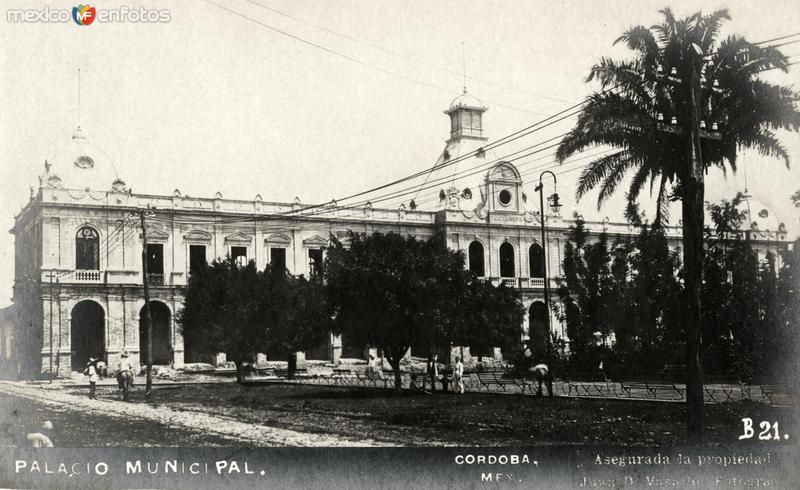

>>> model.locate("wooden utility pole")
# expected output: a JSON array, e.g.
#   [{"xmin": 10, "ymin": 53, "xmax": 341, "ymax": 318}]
[
  {"xmin": 137, "ymin": 209, "xmax": 155, "ymax": 398},
  {"xmin": 47, "ymin": 270, "xmax": 55, "ymax": 383},
  {"xmin": 654, "ymin": 49, "xmax": 722, "ymax": 442},
  {"xmin": 56, "ymin": 278, "xmax": 62, "ymax": 377},
  {"xmin": 683, "ymin": 57, "xmax": 705, "ymax": 442}
]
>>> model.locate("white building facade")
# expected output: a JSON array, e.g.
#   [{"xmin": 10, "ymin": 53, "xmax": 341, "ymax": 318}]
[{"xmin": 9, "ymin": 94, "xmax": 790, "ymax": 378}]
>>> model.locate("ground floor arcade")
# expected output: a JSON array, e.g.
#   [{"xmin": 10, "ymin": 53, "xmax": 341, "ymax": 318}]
[
  {"xmin": 34, "ymin": 286, "xmax": 560, "ymax": 377},
  {"xmin": 38, "ymin": 285, "xmax": 184, "ymax": 377}
]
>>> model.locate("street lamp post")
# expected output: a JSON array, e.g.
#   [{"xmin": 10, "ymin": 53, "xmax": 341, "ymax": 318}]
[{"xmin": 534, "ymin": 171, "xmax": 561, "ymax": 351}]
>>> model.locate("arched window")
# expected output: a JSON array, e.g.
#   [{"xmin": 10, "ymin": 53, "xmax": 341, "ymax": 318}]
[
  {"xmin": 529, "ymin": 244, "xmax": 545, "ymax": 278},
  {"xmin": 468, "ymin": 241, "xmax": 485, "ymax": 277},
  {"xmin": 499, "ymin": 242, "xmax": 515, "ymax": 278},
  {"xmin": 76, "ymin": 226, "xmax": 99, "ymax": 270}
]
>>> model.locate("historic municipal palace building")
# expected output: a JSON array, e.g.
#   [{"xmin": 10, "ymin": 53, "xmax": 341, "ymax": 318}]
[{"xmin": 6, "ymin": 93, "xmax": 791, "ymax": 378}]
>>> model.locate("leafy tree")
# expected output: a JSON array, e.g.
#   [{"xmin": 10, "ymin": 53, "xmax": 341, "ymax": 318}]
[
  {"xmin": 769, "ymin": 239, "xmax": 800, "ymax": 383},
  {"xmin": 325, "ymin": 231, "xmax": 519, "ymax": 389},
  {"xmin": 326, "ymin": 232, "xmax": 464, "ymax": 389},
  {"xmin": 178, "ymin": 257, "xmax": 266, "ymax": 383},
  {"xmin": 262, "ymin": 265, "xmax": 333, "ymax": 379},
  {"xmin": 701, "ymin": 194, "xmax": 762, "ymax": 377},
  {"xmin": 555, "ymin": 8, "xmax": 799, "ymax": 439},
  {"xmin": 554, "ymin": 215, "xmax": 615, "ymax": 369},
  {"xmin": 616, "ymin": 210, "xmax": 684, "ymax": 372},
  {"xmin": 179, "ymin": 259, "xmax": 331, "ymax": 383},
  {"xmin": 455, "ymin": 279, "xmax": 525, "ymax": 365},
  {"xmin": 702, "ymin": 194, "xmax": 798, "ymax": 383}
]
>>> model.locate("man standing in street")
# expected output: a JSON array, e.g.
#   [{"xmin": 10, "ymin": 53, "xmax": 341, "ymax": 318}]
[
  {"xmin": 454, "ymin": 356, "xmax": 465, "ymax": 394},
  {"xmin": 84, "ymin": 358, "xmax": 98, "ymax": 399}
]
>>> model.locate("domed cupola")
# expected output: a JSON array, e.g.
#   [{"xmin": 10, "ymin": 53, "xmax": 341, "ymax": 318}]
[
  {"xmin": 39, "ymin": 126, "xmax": 127, "ymax": 192},
  {"xmin": 444, "ymin": 90, "xmax": 488, "ymax": 143}
]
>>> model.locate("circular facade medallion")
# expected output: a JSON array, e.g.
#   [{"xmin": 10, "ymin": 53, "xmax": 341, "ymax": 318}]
[{"xmin": 74, "ymin": 155, "xmax": 95, "ymax": 169}]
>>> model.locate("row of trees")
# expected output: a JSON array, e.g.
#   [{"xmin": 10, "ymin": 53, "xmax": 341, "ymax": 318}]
[
  {"xmin": 178, "ymin": 261, "xmax": 332, "ymax": 383},
  {"xmin": 554, "ymin": 6, "xmax": 799, "ymax": 439},
  {"xmin": 556, "ymin": 195, "xmax": 799, "ymax": 384},
  {"xmin": 179, "ymin": 232, "xmax": 524, "ymax": 388}
]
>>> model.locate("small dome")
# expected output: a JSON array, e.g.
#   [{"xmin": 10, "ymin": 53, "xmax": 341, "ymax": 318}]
[
  {"xmin": 40, "ymin": 127, "xmax": 125, "ymax": 192},
  {"xmin": 745, "ymin": 198, "xmax": 782, "ymax": 232},
  {"xmin": 447, "ymin": 92, "xmax": 487, "ymax": 112}
]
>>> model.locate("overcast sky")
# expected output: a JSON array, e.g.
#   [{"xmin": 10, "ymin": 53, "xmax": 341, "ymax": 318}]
[{"xmin": 1, "ymin": 0, "xmax": 799, "ymax": 306}]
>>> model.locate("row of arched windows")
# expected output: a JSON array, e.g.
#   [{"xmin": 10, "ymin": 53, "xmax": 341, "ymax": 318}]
[{"xmin": 468, "ymin": 240, "xmax": 545, "ymax": 278}]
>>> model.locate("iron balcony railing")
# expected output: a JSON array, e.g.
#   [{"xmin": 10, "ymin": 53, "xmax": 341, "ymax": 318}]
[{"xmin": 147, "ymin": 273, "xmax": 164, "ymax": 285}]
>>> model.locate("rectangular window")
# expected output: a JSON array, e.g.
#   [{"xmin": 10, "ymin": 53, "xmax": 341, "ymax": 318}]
[
  {"xmin": 231, "ymin": 246, "xmax": 247, "ymax": 267},
  {"xmin": 308, "ymin": 248, "xmax": 323, "ymax": 276},
  {"xmin": 76, "ymin": 239, "xmax": 99, "ymax": 270},
  {"xmin": 189, "ymin": 245, "xmax": 206, "ymax": 273},
  {"xmin": 270, "ymin": 247, "xmax": 286, "ymax": 271},
  {"xmin": 146, "ymin": 243, "xmax": 164, "ymax": 278}
]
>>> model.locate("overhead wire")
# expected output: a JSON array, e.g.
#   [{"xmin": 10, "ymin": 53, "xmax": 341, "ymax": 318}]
[
  {"xmin": 206, "ymin": 0, "xmax": 549, "ymax": 116},
  {"xmin": 240, "ymin": 0, "xmax": 569, "ymax": 103}
]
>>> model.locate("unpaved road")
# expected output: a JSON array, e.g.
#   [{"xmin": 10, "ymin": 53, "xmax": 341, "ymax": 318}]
[{"xmin": 0, "ymin": 381, "xmax": 392, "ymax": 447}]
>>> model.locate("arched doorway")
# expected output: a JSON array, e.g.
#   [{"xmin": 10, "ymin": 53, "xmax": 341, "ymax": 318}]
[
  {"xmin": 139, "ymin": 301, "xmax": 172, "ymax": 365},
  {"xmin": 468, "ymin": 241, "xmax": 485, "ymax": 276},
  {"xmin": 528, "ymin": 302, "xmax": 549, "ymax": 353},
  {"xmin": 529, "ymin": 244, "xmax": 544, "ymax": 278},
  {"xmin": 71, "ymin": 300, "xmax": 105, "ymax": 371},
  {"xmin": 499, "ymin": 242, "xmax": 515, "ymax": 277}
]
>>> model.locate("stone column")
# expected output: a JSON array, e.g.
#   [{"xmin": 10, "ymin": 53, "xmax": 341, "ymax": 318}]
[
  {"xmin": 331, "ymin": 334, "xmax": 342, "ymax": 365},
  {"xmin": 170, "ymin": 297, "xmax": 184, "ymax": 369},
  {"xmin": 40, "ymin": 293, "xmax": 54, "ymax": 377},
  {"xmin": 55, "ymin": 293, "xmax": 71, "ymax": 377}
]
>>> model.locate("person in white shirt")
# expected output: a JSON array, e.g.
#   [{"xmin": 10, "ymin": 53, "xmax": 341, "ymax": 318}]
[
  {"xmin": 84, "ymin": 358, "xmax": 99, "ymax": 399},
  {"xmin": 116, "ymin": 351, "xmax": 135, "ymax": 399},
  {"xmin": 531, "ymin": 363, "xmax": 553, "ymax": 397},
  {"xmin": 374, "ymin": 355, "xmax": 384, "ymax": 380},
  {"xmin": 454, "ymin": 357, "xmax": 465, "ymax": 394}
]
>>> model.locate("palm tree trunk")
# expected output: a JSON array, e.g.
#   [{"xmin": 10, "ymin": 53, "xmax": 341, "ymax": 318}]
[{"xmin": 683, "ymin": 63, "xmax": 705, "ymax": 442}]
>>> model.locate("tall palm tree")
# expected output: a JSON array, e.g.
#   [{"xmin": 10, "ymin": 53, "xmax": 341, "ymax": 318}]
[{"xmin": 556, "ymin": 8, "xmax": 799, "ymax": 441}]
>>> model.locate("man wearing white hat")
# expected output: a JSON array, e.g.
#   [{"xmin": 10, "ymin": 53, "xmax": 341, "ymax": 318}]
[
  {"xmin": 116, "ymin": 351, "xmax": 134, "ymax": 400},
  {"xmin": 84, "ymin": 358, "xmax": 99, "ymax": 399}
]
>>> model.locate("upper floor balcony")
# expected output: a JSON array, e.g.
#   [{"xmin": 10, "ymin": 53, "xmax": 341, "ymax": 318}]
[
  {"xmin": 42, "ymin": 269, "xmax": 183, "ymax": 287},
  {"xmin": 479, "ymin": 277, "xmax": 561, "ymax": 289}
]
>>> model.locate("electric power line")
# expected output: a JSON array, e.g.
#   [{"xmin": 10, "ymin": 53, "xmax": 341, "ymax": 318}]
[
  {"xmin": 241, "ymin": 0, "xmax": 569, "ymax": 103},
  {"xmin": 207, "ymin": 0, "xmax": 549, "ymax": 116}
]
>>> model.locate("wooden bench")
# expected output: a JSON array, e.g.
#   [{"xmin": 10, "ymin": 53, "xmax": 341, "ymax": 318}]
[
  {"xmin": 704, "ymin": 375, "xmax": 747, "ymax": 402},
  {"xmin": 474, "ymin": 371, "xmax": 523, "ymax": 392},
  {"xmin": 619, "ymin": 378, "xmax": 684, "ymax": 399},
  {"xmin": 331, "ymin": 368, "xmax": 356, "ymax": 385},
  {"xmin": 355, "ymin": 370, "xmax": 389, "ymax": 388},
  {"xmin": 567, "ymin": 372, "xmax": 609, "ymax": 397},
  {"xmin": 274, "ymin": 367, "xmax": 308, "ymax": 379},
  {"xmin": 759, "ymin": 384, "xmax": 789, "ymax": 404},
  {"xmin": 255, "ymin": 366, "xmax": 275, "ymax": 376}
]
